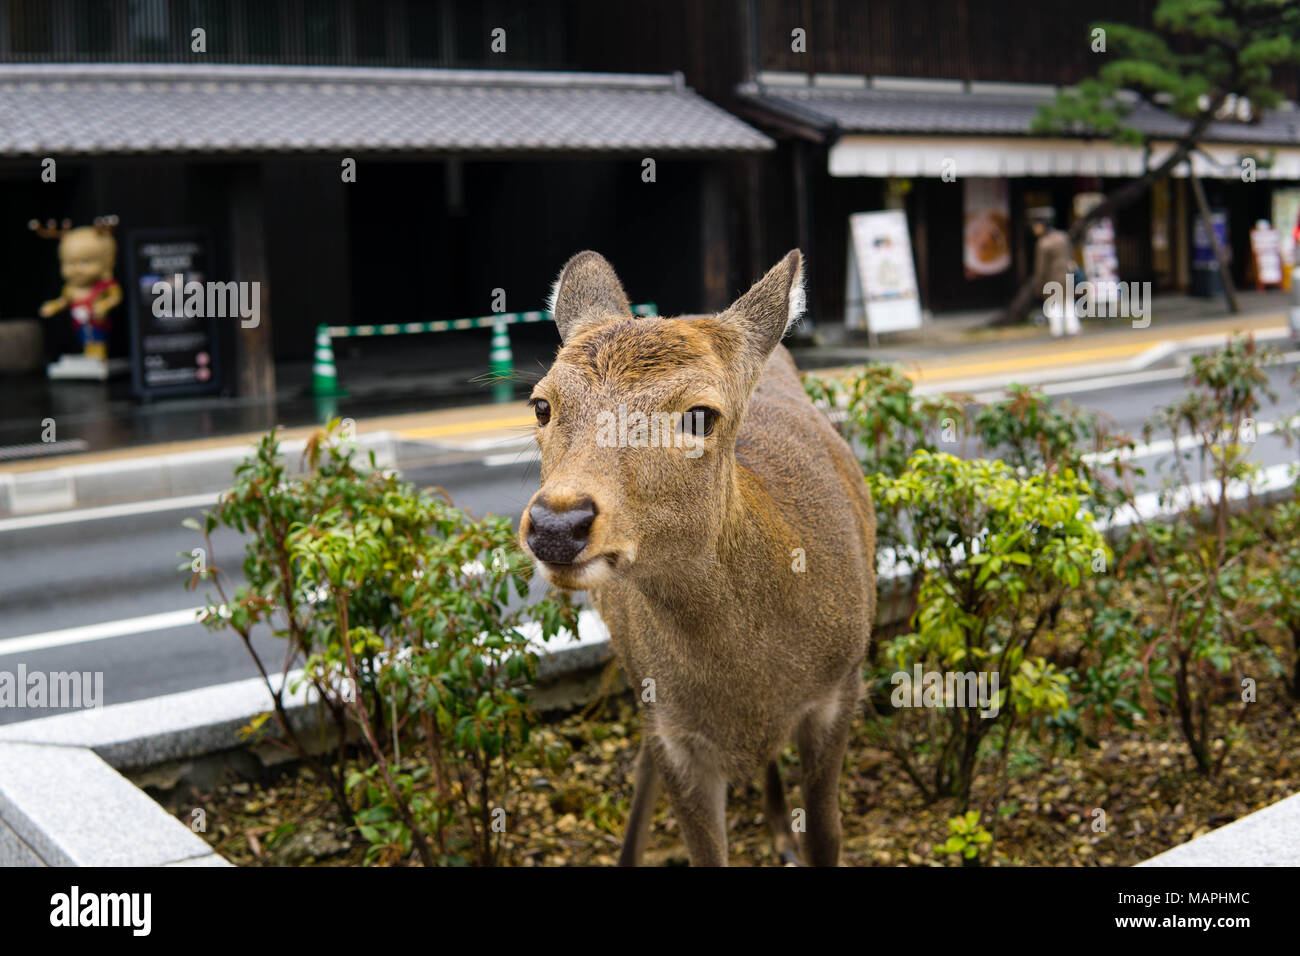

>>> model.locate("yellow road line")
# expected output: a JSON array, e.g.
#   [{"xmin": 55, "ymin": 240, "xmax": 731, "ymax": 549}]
[
  {"xmin": 820, "ymin": 317, "xmax": 1287, "ymax": 385},
  {"xmin": 909, "ymin": 340, "xmax": 1158, "ymax": 381},
  {"xmin": 398, "ymin": 415, "xmax": 533, "ymax": 439}
]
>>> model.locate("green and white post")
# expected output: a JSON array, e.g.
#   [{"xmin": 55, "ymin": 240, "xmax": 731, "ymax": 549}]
[
  {"xmin": 312, "ymin": 325, "xmax": 346, "ymax": 397},
  {"xmin": 489, "ymin": 318, "xmax": 513, "ymax": 403}
]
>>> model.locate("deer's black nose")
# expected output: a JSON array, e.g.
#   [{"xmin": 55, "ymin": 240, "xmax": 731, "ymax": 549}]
[{"xmin": 527, "ymin": 497, "xmax": 597, "ymax": 564}]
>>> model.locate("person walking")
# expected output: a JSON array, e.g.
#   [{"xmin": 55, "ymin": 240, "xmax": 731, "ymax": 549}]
[{"xmin": 1029, "ymin": 208, "xmax": 1081, "ymax": 337}]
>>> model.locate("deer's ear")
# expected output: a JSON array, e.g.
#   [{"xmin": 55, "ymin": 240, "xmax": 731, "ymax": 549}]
[
  {"xmin": 549, "ymin": 251, "xmax": 633, "ymax": 344},
  {"xmin": 719, "ymin": 250, "xmax": 805, "ymax": 363}
]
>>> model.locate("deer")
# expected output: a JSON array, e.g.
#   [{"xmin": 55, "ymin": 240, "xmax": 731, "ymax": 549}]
[{"xmin": 519, "ymin": 250, "xmax": 876, "ymax": 866}]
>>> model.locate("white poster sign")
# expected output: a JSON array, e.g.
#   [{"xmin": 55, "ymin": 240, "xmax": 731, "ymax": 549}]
[
  {"xmin": 1250, "ymin": 221, "xmax": 1283, "ymax": 285},
  {"xmin": 844, "ymin": 210, "xmax": 923, "ymax": 334}
]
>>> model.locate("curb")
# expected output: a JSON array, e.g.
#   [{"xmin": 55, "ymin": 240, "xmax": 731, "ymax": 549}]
[
  {"xmin": 0, "ymin": 431, "xmax": 398, "ymax": 519},
  {"xmin": 1139, "ymin": 791, "xmax": 1300, "ymax": 866}
]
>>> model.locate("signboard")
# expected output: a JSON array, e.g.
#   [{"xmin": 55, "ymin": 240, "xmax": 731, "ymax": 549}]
[
  {"xmin": 963, "ymin": 178, "xmax": 1011, "ymax": 278},
  {"xmin": 1074, "ymin": 192, "xmax": 1119, "ymax": 283},
  {"xmin": 126, "ymin": 229, "xmax": 222, "ymax": 399},
  {"xmin": 844, "ymin": 210, "xmax": 923, "ymax": 335},
  {"xmin": 1193, "ymin": 212, "xmax": 1230, "ymax": 268},
  {"xmin": 1250, "ymin": 220, "xmax": 1283, "ymax": 287},
  {"xmin": 1271, "ymin": 188, "xmax": 1300, "ymax": 266}
]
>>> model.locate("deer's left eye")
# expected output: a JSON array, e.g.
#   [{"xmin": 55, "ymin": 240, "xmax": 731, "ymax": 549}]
[
  {"xmin": 530, "ymin": 398, "xmax": 551, "ymax": 425},
  {"xmin": 682, "ymin": 406, "xmax": 718, "ymax": 437}
]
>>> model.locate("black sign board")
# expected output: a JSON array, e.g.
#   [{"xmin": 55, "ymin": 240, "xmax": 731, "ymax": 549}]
[{"xmin": 126, "ymin": 229, "xmax": 222, "ymax": 399}]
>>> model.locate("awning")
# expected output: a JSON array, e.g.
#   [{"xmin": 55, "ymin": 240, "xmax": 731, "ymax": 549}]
[
  {"xmin": 828, "ymin": 134, "xmax": 1300, "ymax": 179},
  {"xmin": 737, "ymin": 76, "xmax": 1300, "ymax": 179},
  {"xmin": 0, "ymin": 64, "xmax": 774, "ymax": 156}
]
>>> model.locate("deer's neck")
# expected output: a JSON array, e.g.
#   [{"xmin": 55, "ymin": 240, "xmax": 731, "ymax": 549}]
[{"xmin": 630, "ymin": 457, "xmax": 785, "ymax": 634}]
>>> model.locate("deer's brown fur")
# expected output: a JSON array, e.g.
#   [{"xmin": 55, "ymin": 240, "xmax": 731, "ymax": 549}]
[{"xmin": 521, "ymin": 250, "xmax": 876, "ymax": 866}]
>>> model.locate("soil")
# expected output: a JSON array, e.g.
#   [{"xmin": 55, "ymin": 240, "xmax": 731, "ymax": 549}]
[{"xmin": 181, "ymin": 679, "xmax": 1300, "ymax": 866}]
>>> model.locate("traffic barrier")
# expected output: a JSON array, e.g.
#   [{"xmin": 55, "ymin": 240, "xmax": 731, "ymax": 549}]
[{"xmin": 313, "ymin": 303, "xmax": 659, "ymax": 399}]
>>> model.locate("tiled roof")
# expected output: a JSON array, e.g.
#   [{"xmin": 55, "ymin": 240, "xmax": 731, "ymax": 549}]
[
  {"xmin": 0, "ymin": 64, "xmax": 773, "ymax": 155},
  {"xmin": 738, "ymin": 78, "xmax": 1300, "ymax": 146}
]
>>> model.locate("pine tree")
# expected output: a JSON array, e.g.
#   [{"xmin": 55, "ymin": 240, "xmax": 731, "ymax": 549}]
[{"xmin": 997, "ymin": 0, "xmax": 1300, "ymax": 325}]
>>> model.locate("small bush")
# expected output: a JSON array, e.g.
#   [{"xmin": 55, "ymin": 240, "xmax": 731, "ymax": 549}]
[
  {"xmin": 184, "ymin": 421, "xmax": 578, "ymax": 865},
  {"xmin": 868, "ymin": 450, "xmax": 1109, "ymax": 809}
]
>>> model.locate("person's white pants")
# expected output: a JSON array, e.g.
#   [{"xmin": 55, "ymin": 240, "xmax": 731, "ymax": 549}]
[{"xmin": 1044, "ymin": 296, "xmax": 1080, "ymax": 337}]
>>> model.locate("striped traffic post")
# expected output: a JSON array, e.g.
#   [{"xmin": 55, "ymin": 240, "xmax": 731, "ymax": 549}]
[
  {"xmin": 312, "ymin": 324, "xmax": 345, "ymax": 397},
  {"xmin": 489, "ymin": 318, "xmax": 514, "ymax": 403},
  {"xmin": 310, "ymin": 304, "xmax": 657, "ymax": 398}
]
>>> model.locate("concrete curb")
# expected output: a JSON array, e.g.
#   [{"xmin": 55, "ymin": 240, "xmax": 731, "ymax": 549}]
[
  {"xmin": 0, "ymin": 431, "xmax": 399, "ymax": 518},
  {"xmin": 1139, "ymin": 792, "xmax": 1300, "ymax": 866},
  {"xmin": 0, "ymin": 670, "xmax": 323, "ymax": 867},
  {"xmin": 0, "ymin": 742, "xmax": 222, "ymax": 866}
]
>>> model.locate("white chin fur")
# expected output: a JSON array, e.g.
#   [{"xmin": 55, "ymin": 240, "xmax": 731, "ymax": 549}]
[{"xmin": 535, "ymin": 555, "xmax": 614, "ymax": 590}]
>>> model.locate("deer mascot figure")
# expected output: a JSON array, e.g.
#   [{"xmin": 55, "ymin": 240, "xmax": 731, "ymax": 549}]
[
  {"xmin": 31, "ymin": 216, "xmax": 122, "ymax": 363},
  {"xmin": 521, "ymin": 250, "xmax": 876, "ymax": 866}
]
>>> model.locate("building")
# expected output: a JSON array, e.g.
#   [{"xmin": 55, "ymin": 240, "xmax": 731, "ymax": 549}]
[
  {"xmin": 2, "ymin": 0, "xmax": 1299, "ymax": 406},
  {"xmin": 0, "ymin": 0, "xmax": 772, "ymax": 402}
]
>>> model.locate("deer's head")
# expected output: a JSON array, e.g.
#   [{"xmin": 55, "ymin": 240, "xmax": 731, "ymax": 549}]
[{"xmin": 520, "ymin": 250, "xmax": 804, "ymax": 590}]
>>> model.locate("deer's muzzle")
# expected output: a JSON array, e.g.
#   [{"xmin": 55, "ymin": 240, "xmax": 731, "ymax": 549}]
[{"xmin": 525, "ymin": 496, "xmax": 597, "ymax": 565}]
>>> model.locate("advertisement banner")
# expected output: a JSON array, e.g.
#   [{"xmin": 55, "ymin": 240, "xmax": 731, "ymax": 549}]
[
  {"xmin": 963, "ymin": 178, "xmax": 1011, "ymax": 279},
  {"xmin": 845, "ymin": 210, "xmax": 923, "ymax": 335},
  {"xmin": 1250, "ymin": 221, "xmax": 1282, "ymax": 286},
  {"xmin": 126, "ymin": 229, "xmax": 222, "ymax": 399},
  {"xmin": 1074, "ymin": 192, "xmax": 1119, "ymax": 283},
  {"xmin": 1272, "ymin": 188, "xmax": 1300, "ymax": 266}
]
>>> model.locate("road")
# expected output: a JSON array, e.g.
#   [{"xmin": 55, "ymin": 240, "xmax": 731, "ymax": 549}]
[{"xmin": 1, "ymin": 358, "xmax": 1297, "ymax": 724}]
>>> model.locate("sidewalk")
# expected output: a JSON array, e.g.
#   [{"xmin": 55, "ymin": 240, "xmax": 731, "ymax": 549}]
[{"xmin": 1, "ymin": 298, "xmax": 1295, "ymax": 518}]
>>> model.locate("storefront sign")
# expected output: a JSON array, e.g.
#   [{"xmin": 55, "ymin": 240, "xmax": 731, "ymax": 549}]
[
  {"xmin": 963, "ymin": 178, "xmax": 1011, "ymax": 278},
  {"xmin": 1271, "ymin": 188, "xmax": 1300, "ymax": 266},
  {"xmin": 1250, "ymin": 221, "xmax": 1283, "ymax": 287},
  {"xmin": 844, "ymin": 210, "xmax": 923, "ymax": 335},
  {"xmin": 1193, "ymin": 212, "xmax": 1230, "ymax": 268},
  {"xmin": 126, "ymin": 229, "xmax": 222, "ymax": 399},
  {"xmin": 1074, "ymin": 193, "xmax": 1119, "ymax": 283}
]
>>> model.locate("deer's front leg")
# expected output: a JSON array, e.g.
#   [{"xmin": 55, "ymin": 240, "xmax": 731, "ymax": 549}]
[
  {"xmin": 617, "ymin": 741, "xmax": 662, "ymax": 867},
  {"xmin": 647, "ymin": 734, "xmax": 729, "ymax": 866},
  {"xmin": 794, "ymin": 671, "xmax": 861, "ymax": 867}
]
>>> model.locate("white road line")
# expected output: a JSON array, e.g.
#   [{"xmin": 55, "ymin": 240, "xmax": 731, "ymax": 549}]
[
  {"xmin": 0, "ymin": 607, "xmax": 203, "ymax": 656},
  {"xmin": 1083, "ymin": 419, "xmax": 1287, "ymax": 465},
  {"xmin": 970, "ymin": 365, "xmax": 1189, "ymax": 402},
  {"xmin": 483, "ymin": 451, "xmax": 535, "ymax": 467},
  {"xmin": 0, "ymin": 492, "xmax": 218, "ymax": 533}
]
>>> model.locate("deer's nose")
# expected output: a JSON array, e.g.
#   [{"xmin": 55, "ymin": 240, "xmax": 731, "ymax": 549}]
[{"xmin": 527, "ymin": 497, "xmax": 597, "ymax": 565}]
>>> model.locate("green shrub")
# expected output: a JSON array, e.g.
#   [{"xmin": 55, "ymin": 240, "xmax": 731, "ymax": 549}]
[
  {"xmin": 804, "ymin": 365, "xmax": 968, "ymax": 555},
  {"xmin": 1109, "ymin": 335, "xmax": 1283, "ymax": 774},
  {"xmin": 868, "ymin": 450, "xmax": 1110, "ymax": 809},
  {"xmin": 184, "ymin": 421, "xmax": 578, "ymax": 865}
]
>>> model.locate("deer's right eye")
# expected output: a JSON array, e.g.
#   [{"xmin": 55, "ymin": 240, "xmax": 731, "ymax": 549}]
[
  {"xmin": 683, "ymin": 406, "xmax": 718, "ymax": 437},
  {"xmin": 530, "ymin": 398, "xmax": 551, "ymax": 425}
]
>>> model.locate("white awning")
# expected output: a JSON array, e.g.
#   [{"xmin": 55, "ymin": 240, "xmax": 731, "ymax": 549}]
[{"xmin": 828, "ymin": 135, "xmax": 1300, "ymax": 180}]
